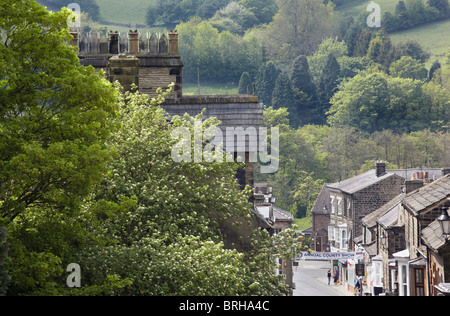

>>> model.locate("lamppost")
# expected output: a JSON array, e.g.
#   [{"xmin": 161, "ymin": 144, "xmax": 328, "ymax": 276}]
[{"xmin": 437, "ymin": 203, "xmax": 450, "ymax": 242}]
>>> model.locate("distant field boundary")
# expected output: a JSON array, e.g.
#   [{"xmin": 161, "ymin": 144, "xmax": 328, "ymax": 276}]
[{"xmin": 99, "ymin": 20, "xmax": 177, "ymax": 30}]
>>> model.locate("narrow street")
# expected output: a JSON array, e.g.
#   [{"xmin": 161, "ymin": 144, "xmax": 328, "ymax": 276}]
[{"xmin": 293, "ymin": 260, "xmax": 353, "ymax": 296}]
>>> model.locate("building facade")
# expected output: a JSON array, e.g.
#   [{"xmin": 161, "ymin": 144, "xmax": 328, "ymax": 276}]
[{"xmin": 327, "ymin": 162, "xmax": 404, "ymax": 253}]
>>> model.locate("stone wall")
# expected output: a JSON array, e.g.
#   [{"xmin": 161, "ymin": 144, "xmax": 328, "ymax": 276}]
[
  {"xmin": 70, "ymin": 30, "xmax": 183, "ymax": 97},
  {"xmin": 352, "ymin": 175, "xmax": 404, "ymax": 238}
]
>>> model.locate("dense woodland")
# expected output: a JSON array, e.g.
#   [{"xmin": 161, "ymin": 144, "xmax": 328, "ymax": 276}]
[
  {"xmin": 166, "ymin": 0, "xmax": 450, "ymax": 219},
  {"xmin": 0, "ymin": 0, "xmax": 449, "ymax": 296}
]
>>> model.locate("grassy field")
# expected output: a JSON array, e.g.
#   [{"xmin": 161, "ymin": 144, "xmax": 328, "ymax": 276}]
[
  {"xmin": 337, "ymin": 0, "xmax": 450, "ymax": 66},
  {"xmin": 183, "ymin": 82, "xmax": 239, "ymax": 95},
  {"xmin": 390, "ymin": 18, "xmax": 450, "ymax": 66},
  {"xmin": 336, "ymin": 0, "xmax": 398, "ymax": 17},
  {"xmin": 294, "ymin": 216, "xmax": 312, "ymax": 231},
  {"xmin": 96, "ymin": 0, "xmax": 156, "ymax": 25}
]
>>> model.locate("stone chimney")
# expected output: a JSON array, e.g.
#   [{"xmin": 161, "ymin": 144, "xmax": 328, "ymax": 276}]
[
  {"xmin": 405, "ymin": 180, "xmax": 424, "ymax": 194},
  {"xmin": 169, "ymin": 30, "xmax": 179, "ymax": 56},
  {"xmin": 109, "ymin": 30, "xmax": 119, "ymax": 54},
  {"xmin": 376, "ymin": 161, "xmax": 386, "ymax": 177},
  {"xmin": 108, "ymin": 55, "xmax": 139, "ymax": 93},
  {"xmin": 128, "ymin": 30, "xmax": 139, "ymax": 55},
  {"xmin": 69, "ymin": 29, "xmax": 79, "ymax": 49}
]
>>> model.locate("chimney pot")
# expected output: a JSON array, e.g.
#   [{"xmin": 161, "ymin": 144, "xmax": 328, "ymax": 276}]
[
  {"xmin": 128, "ymin": 30, "xmax": 139, "ymax": 55},
  {"xmin": 405, "ymin": 180, "xmax": 424, "ymax": 194},
  {"xmin": 169, "ymin": 30, "xmax": 179, "ymax": 56},
  {"xmin": 376, "ymin": 161, "xmax": 386, "ymax": 177}
]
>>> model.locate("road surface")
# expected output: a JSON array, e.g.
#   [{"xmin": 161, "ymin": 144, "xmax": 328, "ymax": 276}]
[{"xmin": 293, "ymin": 260, "xmax": 353, "ymax": 296}]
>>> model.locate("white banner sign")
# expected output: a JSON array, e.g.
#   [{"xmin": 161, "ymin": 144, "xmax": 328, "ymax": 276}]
[{"xmin": 297, "ymin": 252, "xmax": 364, "ymax": 261}]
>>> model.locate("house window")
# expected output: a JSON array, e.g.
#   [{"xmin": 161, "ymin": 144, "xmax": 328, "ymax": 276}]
[
  {"xmin": 337, "ymin": 198, "xmax": 343, "ymax": 215},
  {"xmin": 328, "ymin": 225, "xmax": 335, "ymax": 241},
  {"xmin": 414, "ymin": 268, "xmax": 424, "ymax": 296},
  {"xmin": 401, "ymin": 264, "xmax": 408, "ymax": 296},
  {"xmin": 330, "ymin": 196, "xmax": 335, "ymax": 214},
  {"xmin": 341, "ymin": 229, "xmax": 347, "ymax": 250}
]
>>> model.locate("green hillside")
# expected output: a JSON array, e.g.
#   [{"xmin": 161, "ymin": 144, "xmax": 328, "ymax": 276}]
[
  {"xmin": 336, "ymin": 0, "xmax": 398, "ymax": 17},
  {"xmin": 96, "ymin": 0, "xmax": 155, "ymax": 25},
  {"xmin": 336, "ymin": 0, "xmax": 450, "ymax": 65},
  {"xmin": 390, "ymin": 18, "xmax": 450, "ymax": 66}
]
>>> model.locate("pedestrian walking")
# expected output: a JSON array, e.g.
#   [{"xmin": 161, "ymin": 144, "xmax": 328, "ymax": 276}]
[{"xmin": 327, "ymin": 270, "xmax": 331, "ymax": 285}]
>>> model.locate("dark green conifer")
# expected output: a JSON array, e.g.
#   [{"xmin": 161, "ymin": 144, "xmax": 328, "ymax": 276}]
[
  {"xmin": 254, "ymin": 61, "xmax": 280, "ymax": 106},
  {"xmin": 290, "ymin": 55, "xmax": 320, "ymax": 125},
  {"xmin": 272, "ymin": 72, "xmax": 297, "ymax": 126},
  {"xmin": 238, "ymin": 72, "xmax": 253, "ymax": 94},
  {"xmin": 318, "ymin": 53, "xmax": 341, "ymax": 124}
]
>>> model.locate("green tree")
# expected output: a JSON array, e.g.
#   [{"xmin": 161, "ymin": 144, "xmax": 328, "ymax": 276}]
[
  {"xmin": 261, "ymin": 0, "xmax": 336, "ymax": 63},
  {"xmin": 308, "ymin": 37, "xmax": 349, "ymax": 85},
  {"xmin": 0, "ymin": 227, "xmax": 9, "ymax": 295},
  {"xmin": 238, "ymin": 0, "xmax": 278, "ymax": 25},
  {"xmin": 290, "ymin": 55, "xmax": 320, "ymax": 125},
  {"xmin": 353, "ymin": 29, "xmax": 375, "ymax": 58},
  {"xmin": 389, "ymin": 56, "xmax": 428, "ymax": 81},
  {"xmin": 318, "ymin": 53, "xmax": 341, "ymax": 123},
  {"xmin": 366, "ymin": 31, "xmax": 397, "ymax": 71},
  {"xmin": 0, "ymin": 0, "xmax": 118, "ymax": 227},
  {"xmin": 177, "ymin": 19, "xmax": 262, "ymax": 83},
  {"xmin": 428, "ymin": 0, "xmax": 449, "ymax": 14},
  {"xmin": 272, "ymin": 72, "xmax": 297, "ymax": 126},
  {"xmin": 406, "ymin": 0, "xmax": 427, "ymax": 25},
  {"xmin": 428, "ymin": 60, "xmax": 441, "ymax": 81},
  {"xmin": 395, "ymin": 0, "xmax": 411, "ymax": 29},
  {"xmin": 343, "ymin": 19, "xmax": 363, "ymax": 56},
  {"xmin": 255, "ymin": 61, "xmax": 280, "ymax": 106},
  {"xmin": 396, "ymin": 40, "xmax": 430, "ymax": 63},
  {"xmin": 77, "ymin": 88, "xmax": 299, "ymax": 296},
  {"xmin": 0, "ymin": 0, "xmax": 119, "ymax": 295},
  {"xmin": 327, "ymin": 71, "xmax": 391, "ymax": 133},
  {"xmin": 238, "ymin": 72, "xmax": 253, "ymax": 94}
]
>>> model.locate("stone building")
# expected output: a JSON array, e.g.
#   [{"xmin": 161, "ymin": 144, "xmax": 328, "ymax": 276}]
[
  {"xmin": 67, "ymin": 29, "xmax": 273, "ymax": 257},
  {"xmin": 310, "ymin": 185, "xmax": 331, "ymax": 252},
  {"xmin": 397, "ymin": 174, "xmax": 450, "ymax": 296},
  {"xmin": 72, "ymin": 30, "xmax": 183, "ymax": 98},
  {"xmin": 356, "ymin": 171, "xmax": 450, "ymax": 296},
  {"xmin": 311, "ymin": 163, "xmax": 446, "ymax": 254},
  {"xmin": 326, "ymin": 162, "xmax": 404, "ymax": 253},
  {"xmin": 69, "ymin": 29, "xmax": 265, "ymax": 189}
]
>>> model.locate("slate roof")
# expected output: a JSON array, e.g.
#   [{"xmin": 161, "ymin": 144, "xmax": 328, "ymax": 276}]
[
  {"xmin": 422, "ymin": 220, "xmax": 446, "ymax": 250},
  {"xmin": 402, "ymin": 174, "xmax": 450, "ymax": 215},
  {"xmin": 327, "ymin": 169, "xmax": 445, "ymax": 195},
  {"xmin": 311, "ymin": 185, "xmax": 331, "ymax": 214},
  {"xmin": 161, "ymin": 96, "xmax": 264, "ymax": 151},
  {"xmin": 273, "ymin": 205, "xmax": 293, "ymax": 222},
  {"xmin": 327, "ymin": 169, "xmax": 394, "ymax": 194},
  {"xmin": 388, "ymin": 169, "xmax": 444, "ymax": 181},
  {"xmin": 377, "ymin": 205, "xmax": 400, "ymax": 229}
]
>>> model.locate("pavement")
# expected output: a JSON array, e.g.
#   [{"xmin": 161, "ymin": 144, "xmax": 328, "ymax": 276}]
[{"xmin": 293, "ymin": 261, "xmax": 354, "ymax": 296}]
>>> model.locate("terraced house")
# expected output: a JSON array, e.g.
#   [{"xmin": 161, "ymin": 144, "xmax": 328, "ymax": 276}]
[{"xmin": 326, "ymin": 162, "xmax": 405, "ymax": 253}]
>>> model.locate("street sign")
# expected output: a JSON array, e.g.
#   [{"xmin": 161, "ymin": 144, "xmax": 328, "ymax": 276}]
[
  {"xmin": 297, "ymin": 251, "xmax": 364, "ymax": 261},
  {"xmin": 356, "ymin": 263, "xmax": 365, "ymax": 277}
]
